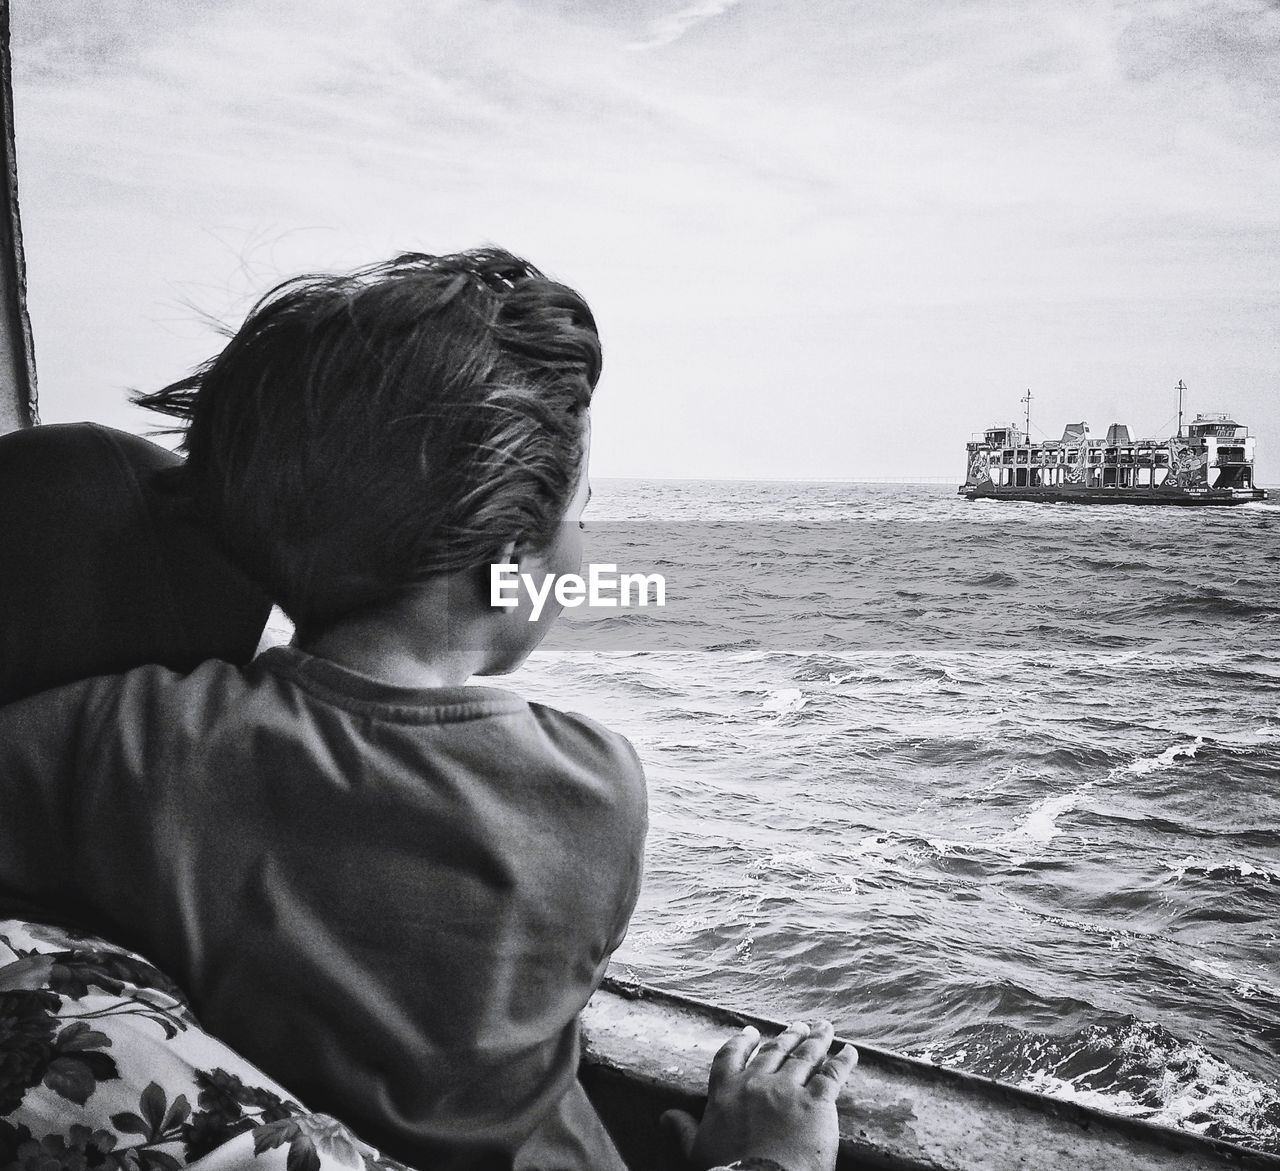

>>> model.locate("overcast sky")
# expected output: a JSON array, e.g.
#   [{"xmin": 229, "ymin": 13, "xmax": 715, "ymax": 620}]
[{"xmin": 10, "ymin": 0, "xmax": 1280, "ymax": 481}]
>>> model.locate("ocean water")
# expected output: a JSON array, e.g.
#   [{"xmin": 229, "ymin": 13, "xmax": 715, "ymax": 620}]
[{"xmin": 507, "ymin": 480, "xmax": 1280, "ymax": 1154}]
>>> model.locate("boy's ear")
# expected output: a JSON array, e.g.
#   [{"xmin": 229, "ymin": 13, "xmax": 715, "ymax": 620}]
[
  {"xmin": 464, "ymin": 540, "xmax": 522, "ymax": 609},
  {"xmin": 510, "ymin": 533, "xmax": 552, "ymax": 570}
]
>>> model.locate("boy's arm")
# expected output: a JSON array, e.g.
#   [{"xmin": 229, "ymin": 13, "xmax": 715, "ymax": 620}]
[
  {"xmin": 594, "ymin": 725, "xmax": 648, "ymax": 959},
  {"xmin": 524, "ymin": 718, "xmax": 648, "ymax": 1171}
]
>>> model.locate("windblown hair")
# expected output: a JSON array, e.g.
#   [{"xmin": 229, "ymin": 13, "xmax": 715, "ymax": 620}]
[{"xmin": 135, "ymin": 248, "xmax": 600, "ymax": 639}]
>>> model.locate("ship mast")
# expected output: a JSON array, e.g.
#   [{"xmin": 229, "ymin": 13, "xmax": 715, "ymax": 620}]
[
  {"xmin": 1022, "ymin": 388, "xmax": 1033, "ymax": 445},
  {"xmin": 1176, "ymin": 379, "xmax": 1186, "ymax": 438}
]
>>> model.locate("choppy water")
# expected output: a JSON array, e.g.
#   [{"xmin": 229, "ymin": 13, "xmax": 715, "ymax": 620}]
[{"xmin": 508, "ymin": 480, "xmax": 1280, "ymax": 1153}]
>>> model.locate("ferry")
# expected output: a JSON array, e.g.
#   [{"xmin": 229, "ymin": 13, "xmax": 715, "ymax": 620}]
[
  {"xmin": 960, "ymin": 388, "xmax": 1267, "ymax": 505},
  {"xmin": 1, "ymin": 8, "xmax": 1278, "ymax": 1168}
]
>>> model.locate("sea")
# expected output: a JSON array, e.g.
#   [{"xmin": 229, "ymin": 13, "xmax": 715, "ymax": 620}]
[{"xmin": 506, "ymin": 479, "xmax": 1280, "ymax": 1154}]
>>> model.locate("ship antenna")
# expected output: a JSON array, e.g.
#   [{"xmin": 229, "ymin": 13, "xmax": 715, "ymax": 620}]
[
  {"xmin": 1022, "ymin": 387, "xmax": 1033, "ymax": 443},
  {"xmin": 1175, "ymin": 379, "xmax": 1186, "ymax": 438}
]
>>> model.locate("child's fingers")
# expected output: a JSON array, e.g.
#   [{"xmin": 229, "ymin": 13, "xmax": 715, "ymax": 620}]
[
  {"xmin": 711, "ymin": 1024, "xmax": 761, "ymax": 1079},
  {"xmin": 778, "ymin": 1019, "xmax": 836, "ymax": 1082},
  {"xmin": 807, "ymin": 1042, "xmax": 859, "ymax": 1099},
  {"xmin": 747, "ymin": 1020, "xmax": 811, "ymax": 1073},
  {"xmin": 658, "ymin": 1108, "xmax": 699, "ymax": 1161}
]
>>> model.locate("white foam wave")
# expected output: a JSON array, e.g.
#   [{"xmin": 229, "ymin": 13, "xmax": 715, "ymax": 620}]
[
  {"xmin": 1015, "ymin": 784, "xmax": 1095, "ymax": 843},
  {"xmin": 1232, "ymin": 723, "xmax": 1280, "ymax": 746},
  {"xmin": 1185, "ymin": 956, "xmax": 1280, "ymax": 1002},
  {"xmin": 1029, "ymin": 1025, "xmax": 1280, "ymax": 1149},
  {"xmin": 850, "ymin": 832, "xmax": 909, "ymax": 860},
  {"xmin": 927, "ymin": 1018, "xmax": 1280, "ymax": 1150},
  {"xmin": 1127, "ymin": 737, "xmax": 1203, "ymax": 776},
  {"xmin": 840, "ymin": 832, "xmax": 927, "ymax": 878},
  {"xmin": 1168, "ymin": 856, "xmax": 1280, "ymax": 885},
  {"xmin": 748, "ymin": 847, "xmax": 820, "ymax": 879},
  {"xmin": 760, "ymin": 687, "xmax": 807, "ymax": 714},
  {"xmin": 925, "ymin": 836, "xmax": 1028, "ymax": 863},
  {"xmin": 925, "ymin": 837, "xmax": 982, "ymax": 857},
  {"xmin": 621, "ymin": 914, "xmax": 714, "ymax": 951},
  {"xmin": 1012, "ymin": 737, "xmax": 1204, "ymax": 844}
]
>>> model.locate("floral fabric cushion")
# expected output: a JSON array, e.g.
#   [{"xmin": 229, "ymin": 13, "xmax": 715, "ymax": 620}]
[{"xmin": 0, "ymin": 919, "xmax": 410, "ymax": 1171}]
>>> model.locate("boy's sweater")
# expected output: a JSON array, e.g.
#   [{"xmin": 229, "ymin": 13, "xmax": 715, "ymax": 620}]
[{"xmin": 0, "ymin": 646, "xmax": 646, "ymax": 1169}]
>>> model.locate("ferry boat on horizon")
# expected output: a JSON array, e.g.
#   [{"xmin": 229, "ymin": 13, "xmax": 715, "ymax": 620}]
[{"xmin": 960, "ymin": 385, "xmax": 1268, "ymax": 506}]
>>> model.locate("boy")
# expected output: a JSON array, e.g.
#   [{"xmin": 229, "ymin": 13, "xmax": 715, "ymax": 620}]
[{"xmin": 0, "ymin": 249, "xmax": 644, "ymax": 1169}]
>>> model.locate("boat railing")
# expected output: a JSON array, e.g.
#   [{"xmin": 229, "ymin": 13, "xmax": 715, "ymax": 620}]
[{"xmin": 976, "ymin": 437, "xmax": 1219, "ymax": 456}]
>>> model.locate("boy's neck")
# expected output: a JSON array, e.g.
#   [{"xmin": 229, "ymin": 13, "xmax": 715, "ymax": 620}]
[
  {"xmin": 297, "ymin": 575, "xmax": 501, "ymax": 688},
  {"xmin": 300, "ymin": 630, "xmax": 476, "ymax": 687}
]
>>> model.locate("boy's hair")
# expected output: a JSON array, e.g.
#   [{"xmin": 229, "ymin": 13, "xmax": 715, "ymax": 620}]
[{"xmin": 135, "ymin": 248, "xmax": 600, "ymax": 639}]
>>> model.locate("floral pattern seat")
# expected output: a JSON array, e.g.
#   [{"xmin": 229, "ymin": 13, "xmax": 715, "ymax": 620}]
[{"xmin": 0, "ymin": 918, "xmax": 409, "ymax": 1171}]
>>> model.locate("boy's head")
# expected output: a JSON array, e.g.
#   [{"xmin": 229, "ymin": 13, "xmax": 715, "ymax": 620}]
[{"xmin": 138, "ymin": 248, "xmax": 600, "ymax": 642}]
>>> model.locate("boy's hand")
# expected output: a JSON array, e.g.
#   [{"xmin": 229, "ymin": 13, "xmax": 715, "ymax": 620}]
[{"xmin": 660, "ymin": 1020, "xmax": 858, "ymax": 1171}]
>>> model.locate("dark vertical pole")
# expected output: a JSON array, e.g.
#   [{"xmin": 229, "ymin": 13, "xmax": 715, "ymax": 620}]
[
  {"xmin": 1022, "ymin": 389, "xmax": 1033, "ymax": 487},
  {"xmin": 0, "ymin": 0, "xmax": 36, "ymax": 433}
]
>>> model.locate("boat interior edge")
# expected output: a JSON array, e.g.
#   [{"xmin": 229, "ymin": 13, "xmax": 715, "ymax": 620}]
[{"xmin": 581, "ymin": 976, "xmax": 1280, "ymax": 1171}]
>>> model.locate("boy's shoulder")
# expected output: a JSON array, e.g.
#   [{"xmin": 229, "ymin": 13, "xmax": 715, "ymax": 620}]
[
  {"xmin": 232, "ymin": 649, "xmax": 643, "ymax": 785},
  {"xmin": 524, "ymin": 701, "xmax": 646, "ymax": 805},
  {"xmin": 527, "ymin": 698, "xmax": 637, "ymax": 755}
]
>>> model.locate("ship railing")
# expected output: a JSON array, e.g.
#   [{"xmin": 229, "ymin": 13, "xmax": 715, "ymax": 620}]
[{"xmin": 971, "ymin": 435, "xmax": 1249, "ymax": 455}]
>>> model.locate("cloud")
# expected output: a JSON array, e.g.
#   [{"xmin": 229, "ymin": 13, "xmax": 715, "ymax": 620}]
[
  {"xmin": 12, "ymin": 0, "xmax": 242, "ymax": 79},
  {"xmin": 9, "ymin": 0, "xmax": 1280, "ymax": 477},
  {"xmin": 1117, "ymin": 0, "xmax": 1280, "ymax": 92},
  {"xmin": 628, "ymin": 0, "xmax": 744, "ymax": 50}
]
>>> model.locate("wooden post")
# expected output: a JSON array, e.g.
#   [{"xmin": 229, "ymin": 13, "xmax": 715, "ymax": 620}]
[{"xmin": 0, "ymin": 0, "xmax": 36, "ymax": 433}]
